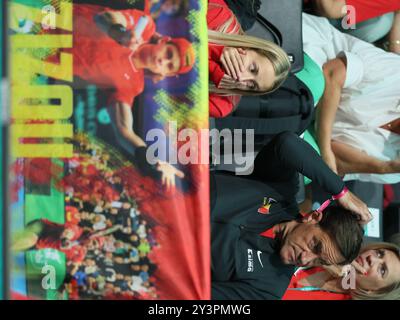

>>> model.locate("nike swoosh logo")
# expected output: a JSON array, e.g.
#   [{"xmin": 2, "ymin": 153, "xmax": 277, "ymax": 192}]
[{"xmin": 257, "ymin": 251, "xmax": 264, "ymax": 268}]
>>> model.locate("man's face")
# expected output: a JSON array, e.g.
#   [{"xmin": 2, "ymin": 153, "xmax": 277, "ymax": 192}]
[
  {"xmin": 139, "ymin": 42, "xmax": 181, "ymax": 76},
  {"xmin": 279, "ymin": 213, "xmax": 344, "ymax": 267}
]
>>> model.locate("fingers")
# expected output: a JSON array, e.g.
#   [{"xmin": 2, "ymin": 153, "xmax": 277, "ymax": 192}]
[
  {"xmin": 236, "ymin": 49, "xmax": 245, "ymax": 72},
  {"xmin": 237, "ymin": 48, "xmax": 246, "ymax": 55},
  {"xmin": 231, "ymin": 49, "xmax": 245, "ymax": 75},
  {"xmin": 359, "ymin": 205, "xmax": 372, "ymax": 224},
  {"xmin": 351, "ymin": 260, "xmax": 368, "ymax": 275},
  {"xmin": 157, "ymin": 162, "xmax": 185, "ymax": 190},
  {"xmin": 169, "ymin": 175, "xmax": 175, "ymax": 189},
  {"xmin": 360, "ymin": 211, "xmax": 373, "ymax": 225},
  {"xmin": 220, "ymin": 48, "xmax": 245, "ymax": 80},
  {"xmin": 175, "ymin": 168, "xmax": 185, "ymax": 179},
  {"xmin": 218, "ymin": 74, "xmax": 237, "ymax": 90},
  {"xmin": 221, "ymin": 53, "xmax": 238, "ymax": 80}
]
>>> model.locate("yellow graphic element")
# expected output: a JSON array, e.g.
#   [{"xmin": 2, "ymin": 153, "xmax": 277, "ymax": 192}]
[
  {"xmin": 9, "ymin": 1, "xmax": 72, "ymax": 32},
  {"xmin": 258, "ymin": 197, "xmax": 276, "ymax": 214},
  {"xmin": 12, "ymin": 51, "xmax": 72, "ymax": 83},
  {"xmin": 12, "ymin": 124, "xmax": 73, "ymax": 158},
  {"xmin": 12, "ymin": 85, "xmax": 73, "ymax": 120},
  {"xmin": 11, "ymin": 34, "xmax": 72, "ymax": 49},
  {"xmin": 10, "ymin": 1, "xmax": 74, "ymax": 158}
]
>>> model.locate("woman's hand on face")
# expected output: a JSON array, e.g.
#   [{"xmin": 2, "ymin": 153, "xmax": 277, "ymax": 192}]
[
  {"xmin": 351, "ymin": 260, "xmax": 368, "ymax": 276},
  {"xmin": 220, "ymin": 47, "xmax": 246, "ymax": 80},
  {"xmin": 337, "ymin": 190, "xmax": 373, "ymax": 225},
  {"xmin": 218, "ymin": 74, "xmax": 239, "ymax": 90}
]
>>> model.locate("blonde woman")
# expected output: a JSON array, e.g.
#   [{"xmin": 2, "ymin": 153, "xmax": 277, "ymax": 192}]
[
  {"xmin": 283, "ymin": 238, "xmax": 400, "ymax": 300},
  {"xmin": 207, "ymin": 0, "xmax": 291, "ymax": 118}
]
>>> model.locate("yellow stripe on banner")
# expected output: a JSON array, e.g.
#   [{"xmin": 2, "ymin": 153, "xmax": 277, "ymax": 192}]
[
  {"xmin": 12, "ymin": 85, "xmax": 73, "ymax": 119},
  {"xmin": 12, "ymin": 51, "xmax": 73, "ymax": 82},
  {"xmin": 11, "ymin": 34, "xmax": 72, "ymax": 49},
  {"xmin": 12, "ymin": 123, "xmax": 73, "ymax": 158}
]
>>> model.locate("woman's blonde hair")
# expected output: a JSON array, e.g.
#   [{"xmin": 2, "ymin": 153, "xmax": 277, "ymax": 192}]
[
  {"xmin": 208, "ymin": 9, "xmax": 291, "ymax": 97},
  {"xmin": 351, "ymin": 240, "xmax": 400, "ymax": 300}
]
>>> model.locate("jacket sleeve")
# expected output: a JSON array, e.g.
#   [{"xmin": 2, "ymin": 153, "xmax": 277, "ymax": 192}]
[
  {"xmin": 209, "ymin": 45, "xmax": 225, "ymax": 87},
  {"xmin": 212, "ymin": 281, "xmax": 280, "ymax": 300},
  {"xmin": 209, "ymin": 94, "xmax": 234, "ymax": 118},
  {"xmin": 253, "ymin": 132, "xmax": 345, "ymax": 196}
]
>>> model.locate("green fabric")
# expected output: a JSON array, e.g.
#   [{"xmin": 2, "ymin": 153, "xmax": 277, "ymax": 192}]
[
  {"xmin": 25, "ymin": 159, "xmax": 65, "ymax": 225},
  {"xmin": 295, "ymin": 53, "xmax": 325, "ymax": 106},
  {"xmin": 295, "ymin": 54, "xmax": 324, "ymax": 185},
  {"xmin": 25, "ymin": 249, "xmax": 66, "ymax": 299},
  {"xmin": 303, "ymin": 128, "xmax": 321, "ymax": 185}
]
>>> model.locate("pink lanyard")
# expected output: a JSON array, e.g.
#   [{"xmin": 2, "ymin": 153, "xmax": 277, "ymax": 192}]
[{"xmin": 316, "ymin": 187, "xmax": 349, "ymax": 213}]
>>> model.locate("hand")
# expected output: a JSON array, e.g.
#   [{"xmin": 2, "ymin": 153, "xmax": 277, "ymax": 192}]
[
  {"xmin": 321, "ymin": 146, "xmax": 338, "ymax": 174},
  {"xmin": 156, "ymin": 161, "xmax": 185, "ymax": 190},
  {"xmin": 351, "ymin": 260, "xmax": 368, "ymax": 276},
  {"xmin": 128, "ymin": 40, "xmax": 141, "ymax": 51},
  {"xmin": 299, "ymin": 198, "xmax": 313, "ymax": 215},
  {"xmin": 123, "ymin": 29, "xmax": 145, "ymax": 49},
  {"xmin": 218, "ymin": 74, "xmax": 238, "ymax": 90},
  {"xmin": 337, "ymin": 190, "xmax": 373, "ymax": 225},
  {"xmin": 109, "ymin": 26, "xmax": 144, "ymax": 49},
  {"xmin": 220, "ymin": 47, "xmax": 246, "ymax": 80}
]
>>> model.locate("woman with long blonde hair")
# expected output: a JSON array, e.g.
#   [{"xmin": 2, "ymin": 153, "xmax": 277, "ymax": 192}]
[
  {"xmin": 283, "ymin": 238, "xmax": 400, "ymax": 300},
  {"xmin": 207, "ymin": 0, "xmax": 291, "ymax": 118}
]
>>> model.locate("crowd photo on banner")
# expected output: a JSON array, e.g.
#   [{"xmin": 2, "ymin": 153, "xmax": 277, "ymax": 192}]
[{"xmin": 4, "ymin": 0, "xmax": 400, "ymax": 301}]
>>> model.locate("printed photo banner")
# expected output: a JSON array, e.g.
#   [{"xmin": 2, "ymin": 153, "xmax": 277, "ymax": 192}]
[{"xmin": 8, "ymin": 0, "xmax": 209, "ymax": 300}]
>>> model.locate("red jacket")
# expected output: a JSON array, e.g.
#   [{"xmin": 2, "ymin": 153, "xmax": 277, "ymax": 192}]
[
  {"xmin": 72, "ymin": 4, "xmax": 156, "ymax": 107},
  {"xmin": 303, "ymin": 0, "xmax": 400, "ymax": 24},
  {"xmin": 346, "ymin": 0, "xmax": 400, "ymax": 24},
  {"xmin": 208, "ymin": 0, "xmax": 242, "ymax": 118},
  {"xmin": 282, "ymin": 267, "xmax": 351, "ymax": 300}
]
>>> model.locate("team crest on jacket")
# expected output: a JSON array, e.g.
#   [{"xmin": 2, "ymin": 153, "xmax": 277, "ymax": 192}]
[{"xmin": 258, "ymin": 197, "xmax": 277, "ymax": 214}]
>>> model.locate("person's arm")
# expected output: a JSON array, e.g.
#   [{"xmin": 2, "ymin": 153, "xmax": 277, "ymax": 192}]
[
  {"xmin": 108, "ymin": 101, "xmax": 146, "ymax": 152},
  {"xmin": 209, "ymin": 94, "xmax": 234, "ymax": 118},
  {"xmin": 315, "ymin": 57, "xmax": 347, "ymax": 173},
  {"xmin": 332, "ymin": 140, "xmax": 399, "ymax": 175},
  {"xmin": 94, "ymin": 10, "xmax": 154, "ymax": 48},
  {"xmin": 95, "ymin": 11, "xmax": 129, "ymax": 30},
  {"xmin": 253, "ymin": 132, "xmax": 372, "ymax": 223},
  {"xmin": 212, "ymin": 281, "xmax": 279, "ymax": 300},
  {"xmin": 108, "ymin": 102, "xmax": 184, "ymax": 187},
  {"xmin": 313, "ymin": 0, "xmax": 347, "ymax": 19},
  {"xmin": 94, "ymin": 11, "xmax": 132, "ymax": 45},
  {"xmin": 255, "ymin": 132, "xmax": 345, "ymax": 195},
  {"xmin": 388, "ymin": 11, "xmax": 400, "ymax": 54}
]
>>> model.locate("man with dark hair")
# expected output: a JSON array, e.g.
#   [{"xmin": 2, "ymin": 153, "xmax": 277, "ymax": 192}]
[
  {"xmin": 317, "ymin": 206, "xmax": 364, "ymax": 265},
  {"xmin": 211, "ymin": 132, "xmax": 369, "ymax": 300}
]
